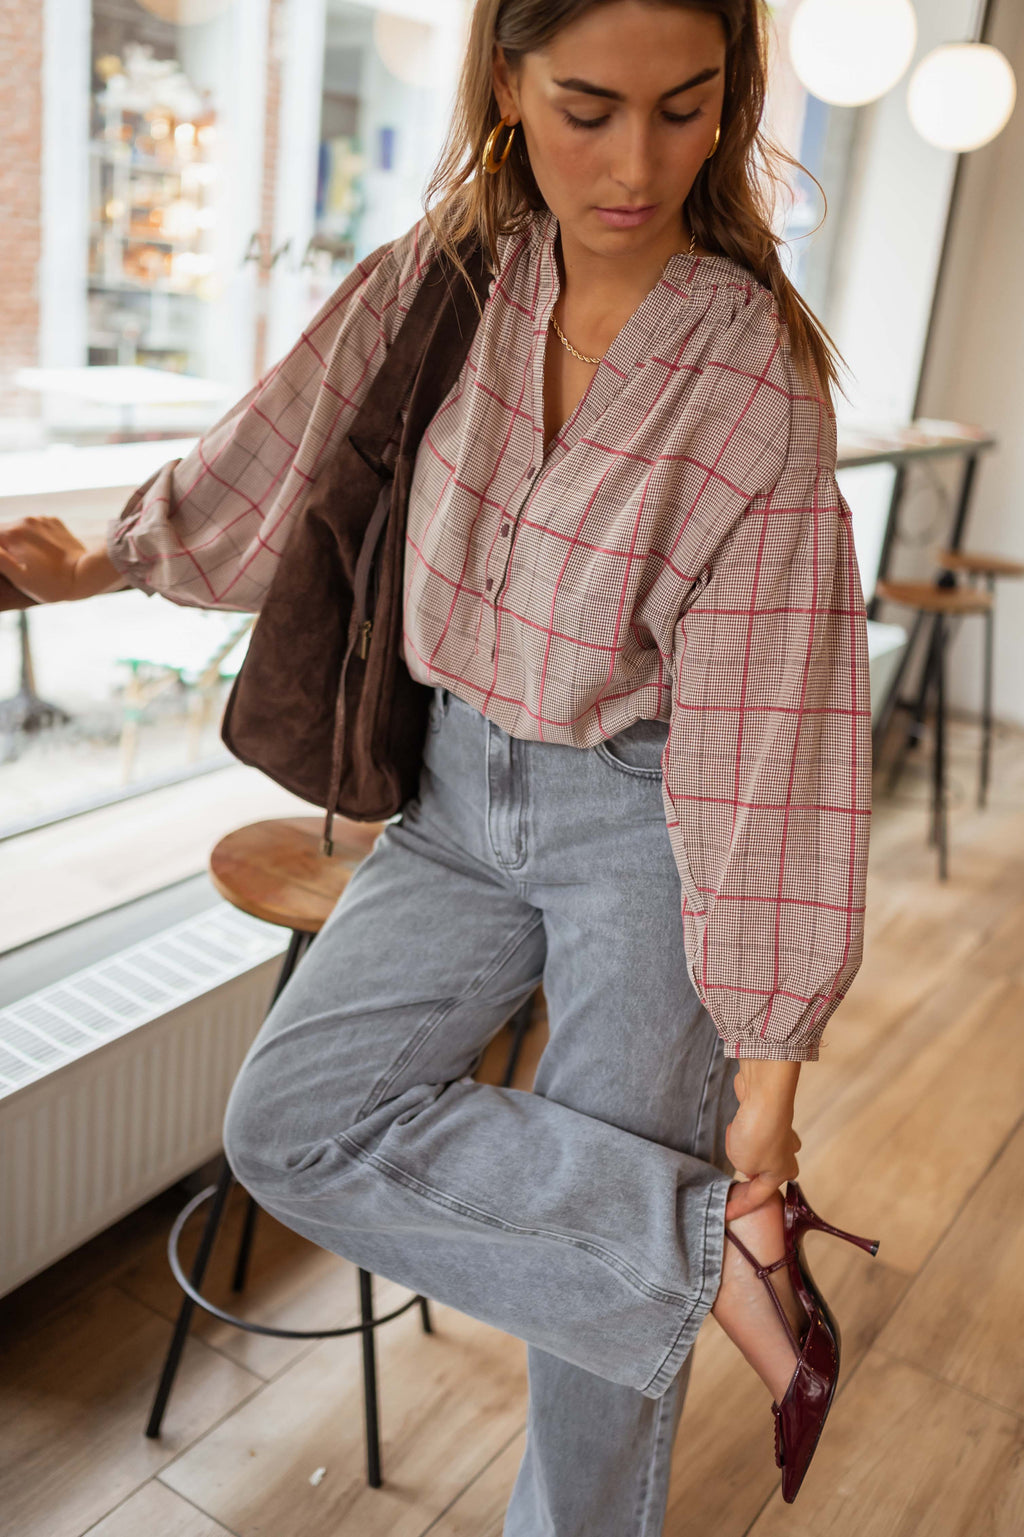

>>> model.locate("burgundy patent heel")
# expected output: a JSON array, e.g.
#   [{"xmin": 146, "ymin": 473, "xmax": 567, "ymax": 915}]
[{"xmin": 724, "ymin": 1179, "xmax": 881, "ymax": 1503}]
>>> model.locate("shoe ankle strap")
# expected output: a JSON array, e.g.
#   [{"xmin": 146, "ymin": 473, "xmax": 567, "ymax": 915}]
[
  {"xmin": 725, "ymin": 1226, "xmax": 787, "ymax": 1278},
  {"xmin": 725, "ymin": 1228, "xmax": 806, "ymax": 1356}
]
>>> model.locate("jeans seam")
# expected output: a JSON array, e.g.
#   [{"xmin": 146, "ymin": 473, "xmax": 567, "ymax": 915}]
[
  {"xmin": 486, "ymin": 724, "xmax": 529, "ymax": 872},
  {"xmin": 639, "ymin": 1179, "xmax": 721, "ymax": 1395},
  {"xmin": 633, "ymin": 1380, "xmax": 678, "ymax": 1535},
  {"xmin": 329, "ymin": 1128, "xmax": 704, "ymax": 1310},
  {"xmin": 507, "ymin": 736, "xmax": 528, "ymax": 870},
  {"xmin": 352, "ymin": 909, "xmax": 544, "ymax": 1122},
  {"xmin": 691, "ymin": 1021, "xmax": 720, "ymax": 1166}
]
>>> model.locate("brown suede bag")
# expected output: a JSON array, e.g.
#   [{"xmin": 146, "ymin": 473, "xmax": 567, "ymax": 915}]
[
  {"xmin": 0, "ymin": 234, "xmax": 493, "ymax": 855},
  {"xmin": 223, "ymin": 235, "xmax": 493, "ymax": 852}
]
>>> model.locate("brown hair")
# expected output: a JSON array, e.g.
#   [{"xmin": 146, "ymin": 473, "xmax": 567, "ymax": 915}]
[{"xmin": 422, "ymin": 0, "xmax": 850, "ymax": 407}]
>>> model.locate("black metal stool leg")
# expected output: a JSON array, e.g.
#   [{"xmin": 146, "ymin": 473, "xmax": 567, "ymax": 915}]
[
  {"xmin": 933, "ymin": 613, "xmax": 948, "ymax": 880},
  {"xmin": 887, "ymin": 614, "xmax": 940, "ymax": 796},
  {"xmin": 145, "ymin": 1154, "xmax": 234, "ymax": 1436},
  {"xmin": 268, "ymin": 928, "xmax": 314, "ymax": 1005},
  {"xmin": 231, "ymin": 1194, "xmax": 260, "ymax": 1293},
  {"xmin": 359, "ymin": 1268, "xmax": 383, "ymax": 1488},
  {"xmin": 925, "ymin": 615, "xmax": 940, "ymax": 850},
  {"xmin": 979, "ymin": 574, "xmax": 994, "ymax": 809},
  {"xmin": 148, "ymin": 926, "xmax": 312, "ymax": 1434}
]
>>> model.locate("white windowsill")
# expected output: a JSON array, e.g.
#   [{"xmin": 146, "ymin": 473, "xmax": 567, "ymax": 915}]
[{"xmin": 0, "ymin": 761, "xmax": 318, "ymax": 955}]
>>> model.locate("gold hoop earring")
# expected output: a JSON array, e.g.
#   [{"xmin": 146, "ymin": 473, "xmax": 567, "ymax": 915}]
[
  {"xmin": 705, "ymin": 123, "xmax": 721, "ymax": 160},
  {"xmin": 483, "ymin": 115, "xmax": 517, "ymax": 174}
]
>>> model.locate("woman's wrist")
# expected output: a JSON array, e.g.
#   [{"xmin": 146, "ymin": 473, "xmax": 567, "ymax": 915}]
[
  {"xmin": 72, "ymin": 540, "xmax": 128, "ymax": 600},
  {"xmin": 736, "ymin": 1057, "xmax": 801, "ymax": 1104}
]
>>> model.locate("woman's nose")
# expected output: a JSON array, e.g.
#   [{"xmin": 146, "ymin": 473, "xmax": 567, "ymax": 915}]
[{"xmin": 607, "ymin": 122, "xmax": 659, "ymax": 194}]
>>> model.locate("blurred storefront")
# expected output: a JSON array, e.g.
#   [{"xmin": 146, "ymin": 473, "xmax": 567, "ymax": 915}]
[
  {"xmin": 0, "ymin": 0, "xmax": 473, "ymax": 901},
  {"xmin": 4, "ymin": 0, "xmax": 469, "ymax": 446}
]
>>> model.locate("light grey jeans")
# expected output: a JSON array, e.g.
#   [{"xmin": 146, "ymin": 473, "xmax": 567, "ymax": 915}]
[{"xmin": 223, "ymin": 683, "xmax": 740, "ymax": 1536}]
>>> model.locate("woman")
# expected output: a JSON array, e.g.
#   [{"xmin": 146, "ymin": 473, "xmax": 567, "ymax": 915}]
[{"xmin": 0, "ymin": 0, "xmax": 877, "ymax": 1527}]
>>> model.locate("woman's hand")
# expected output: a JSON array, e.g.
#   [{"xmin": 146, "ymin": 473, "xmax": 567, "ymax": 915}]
[
  {"xmin": 724, "ymin": 1059, "xmax": 802, "ymax": 1221},
  {"xmin": 0, "ymin": 516, "xmax": 97, "ymax": 603}
]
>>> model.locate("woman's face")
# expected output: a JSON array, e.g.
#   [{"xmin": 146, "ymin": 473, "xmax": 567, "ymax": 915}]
[{"xmin": 492, "ymin": 1, "xmax": 726, "ymax": 261}]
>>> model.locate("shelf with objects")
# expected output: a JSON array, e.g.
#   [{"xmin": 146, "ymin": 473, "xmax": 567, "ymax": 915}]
[{"xmin": 88, "ymin": 41, "xmax": 218, "ymax": 374}]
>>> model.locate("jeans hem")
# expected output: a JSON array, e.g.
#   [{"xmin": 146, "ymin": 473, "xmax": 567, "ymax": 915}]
[
  {"xmin": 640, "ymin": 1170, "xmax": 732, "ymax": 1398},
  {"xmin": 332, "ymin": 1125, "xmax": 704, "ymax": 1309}
]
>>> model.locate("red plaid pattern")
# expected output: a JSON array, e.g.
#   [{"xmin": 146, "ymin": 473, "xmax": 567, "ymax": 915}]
[{"xmin": 107, "ymin": 206, "xmax": 871, "ymax": 1061}]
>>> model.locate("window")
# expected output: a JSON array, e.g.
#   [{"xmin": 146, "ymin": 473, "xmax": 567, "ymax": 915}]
[{"xmin": 0, "ymin": 0, "xmax": 470, "ymax": 950}]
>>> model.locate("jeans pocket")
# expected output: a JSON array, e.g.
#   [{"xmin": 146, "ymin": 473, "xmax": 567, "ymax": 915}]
[{"xmin": 592, "ymin": 718, "xmax": 670, "ymax": 780}]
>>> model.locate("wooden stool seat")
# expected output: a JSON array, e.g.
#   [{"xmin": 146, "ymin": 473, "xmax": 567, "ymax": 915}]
[
  {"xmin": 209, "ymin": 815, "xmax": 384, "ymax": 932},
  {"xmin": 874, "ymin": 579, "xmax": 992, "ymax": 616},
  {"xmin": 935, "ymin": 548, "xmax": 1024, "ymax": 580}
]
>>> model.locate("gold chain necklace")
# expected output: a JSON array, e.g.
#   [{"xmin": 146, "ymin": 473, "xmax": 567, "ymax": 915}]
[{"xmin": 549, "ymin": 226, "xmax": 697, "ymax": 365}]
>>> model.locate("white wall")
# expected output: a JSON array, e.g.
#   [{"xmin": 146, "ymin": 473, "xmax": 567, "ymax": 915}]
[
  {"xmin": 814, "ymin": 0, "xmax": 982, "ymax": 609},
  {"xmin": 917, "ymin": 0, "xmax": 1024, "ymax": 729},
  {"xmin": 826, "ymin": 0, "xmax": 981, "ymax": 427}
]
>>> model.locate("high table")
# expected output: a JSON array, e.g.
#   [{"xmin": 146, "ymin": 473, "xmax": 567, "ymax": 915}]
[{"xmin": 835, "ymin": 417, "xmax": 998, "ymax": 762}]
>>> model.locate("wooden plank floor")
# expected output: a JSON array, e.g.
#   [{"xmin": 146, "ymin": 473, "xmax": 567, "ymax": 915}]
[{"xmin": 2, "ymin": 712, "xmax": 1022, "ymax": 1536}]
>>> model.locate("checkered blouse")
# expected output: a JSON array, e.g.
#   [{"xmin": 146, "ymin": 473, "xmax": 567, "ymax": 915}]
[{"xmin": 106, "ymin": 205, "xmax": 871, "ymax": 1062}]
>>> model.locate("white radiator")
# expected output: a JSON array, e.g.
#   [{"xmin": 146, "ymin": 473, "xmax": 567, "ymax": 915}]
[{"xmin": 0, "ymin": 905, "xmax": 290, "ymax": 1299}]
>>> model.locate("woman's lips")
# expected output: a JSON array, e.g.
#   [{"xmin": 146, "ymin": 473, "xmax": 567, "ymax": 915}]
[{"xmin": 594, "ymin": 204, "xmax": 658, "ymax": 228}]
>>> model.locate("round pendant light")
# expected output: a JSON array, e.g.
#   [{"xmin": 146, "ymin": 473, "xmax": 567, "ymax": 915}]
[
  {"xmin": 907, "ymin": 43, "xmax": 1017, "ymax": 151},
  {"xmin": 789, "ymin": 0, "xmax": 918, "ymax": 106}
]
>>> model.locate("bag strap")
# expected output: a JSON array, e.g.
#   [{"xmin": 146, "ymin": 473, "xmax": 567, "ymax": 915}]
[
  {"xmin": 347, "ymin": 238, "xmax": 494, "ymax": 629},
  {"xmin": 347, "ymin": 231, "xmax": 493, "ymax": 477}
]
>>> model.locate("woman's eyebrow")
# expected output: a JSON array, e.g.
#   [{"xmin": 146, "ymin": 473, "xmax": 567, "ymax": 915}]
[{"xmin": 551, "ymin": 66, "xmax": 721, "ymax": 101}]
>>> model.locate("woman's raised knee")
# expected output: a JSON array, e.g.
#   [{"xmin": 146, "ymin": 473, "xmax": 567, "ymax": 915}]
[{"xmin": 221, "ymin": 1013, "xmax": 377, "ymax": 1192}]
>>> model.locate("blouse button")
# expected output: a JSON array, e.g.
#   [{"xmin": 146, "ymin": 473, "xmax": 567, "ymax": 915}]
[
  {"xmin": 486, "ymin": 577, "xmax": 493, "ymax": 591},
  {"xmin": 500, "ymin": 523, "xmax": 509, "ymax": 536}
]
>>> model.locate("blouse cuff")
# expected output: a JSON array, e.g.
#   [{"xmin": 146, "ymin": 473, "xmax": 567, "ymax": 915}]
[
  {"xmin": 723, "ymin": 1037, "xmax": 821, "ymax": 1063},
  {"xmin": 104, "ymin": 464, "xmax": 170, "ymax": 597},
  {"xmin": 105, "ymin": 517, "xmax": 156, "ymax": 596},
  {"xmin": 715, "ymin": 990, "xmax": 839, "ymax": 1062}
]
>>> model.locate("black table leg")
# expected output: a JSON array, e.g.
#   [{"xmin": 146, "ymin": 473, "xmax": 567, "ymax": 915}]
[
  {"xmin": 933, "ymin": 613, "xmax": 948, "ymax": 881},
  {"xmin": 0, "ymin": 611, "xmax": 72, "ymax": 747},
  {"xmin": 979, "ymin": 575, "xmax": 995, "ymax": 809}
]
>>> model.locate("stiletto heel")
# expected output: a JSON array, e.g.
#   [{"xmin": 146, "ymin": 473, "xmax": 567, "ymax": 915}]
[
  {"xmin": 724, "ymin": 1179, "xmax": 881, "ymax": 1503},
  {"xmin": 790, "ymin": 1187, "xmax": 880, "ymax": 1257}
]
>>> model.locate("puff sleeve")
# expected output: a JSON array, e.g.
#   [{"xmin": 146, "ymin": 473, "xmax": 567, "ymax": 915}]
[
  {"xmin": 661, "ymin": 355, "xmax": 873, "ymax": 1061},
  {"xmin": 105, "ymin": 214, "xmax": 438, "ymax": 612}
]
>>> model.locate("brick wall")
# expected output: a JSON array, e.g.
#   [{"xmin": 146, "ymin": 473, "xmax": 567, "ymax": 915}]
[
  {"xmin": 254, "ymin": 0, "xmax": 286, "ymax": 381},
  {"xmin": 0, "ymin": 0, "xmax": 43, "ymax": 423},
  {"xmin": 0, "ymin": 1, "xmax": 286, "ymax": 425}
]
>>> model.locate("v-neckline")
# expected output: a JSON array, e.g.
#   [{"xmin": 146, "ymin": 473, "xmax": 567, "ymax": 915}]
[
  {"xmin": 528, "ymin": 207, "xmax": 749, "ymax": 476},
  {"xmin": 541, "ymin": 322, "xmax": 598, "ymax": 460}
]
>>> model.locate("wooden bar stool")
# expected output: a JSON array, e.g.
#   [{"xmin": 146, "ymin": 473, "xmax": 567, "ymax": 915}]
[
  {"xmin": 144, "ymin": 814, "xmax": 537, "ymax": 1487},
  {"xmin": 934, "ymin": 549, "xmax": 1024, "ymax": 808},
  {"xmin": 874, "ymin": 581, "xmax": 992, "ymax": 879}
]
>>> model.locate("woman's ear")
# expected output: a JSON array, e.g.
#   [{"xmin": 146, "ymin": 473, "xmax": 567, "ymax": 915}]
[{"xmin": 491, "ymin": 43, "xmax": 518, "ymax": 121}]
